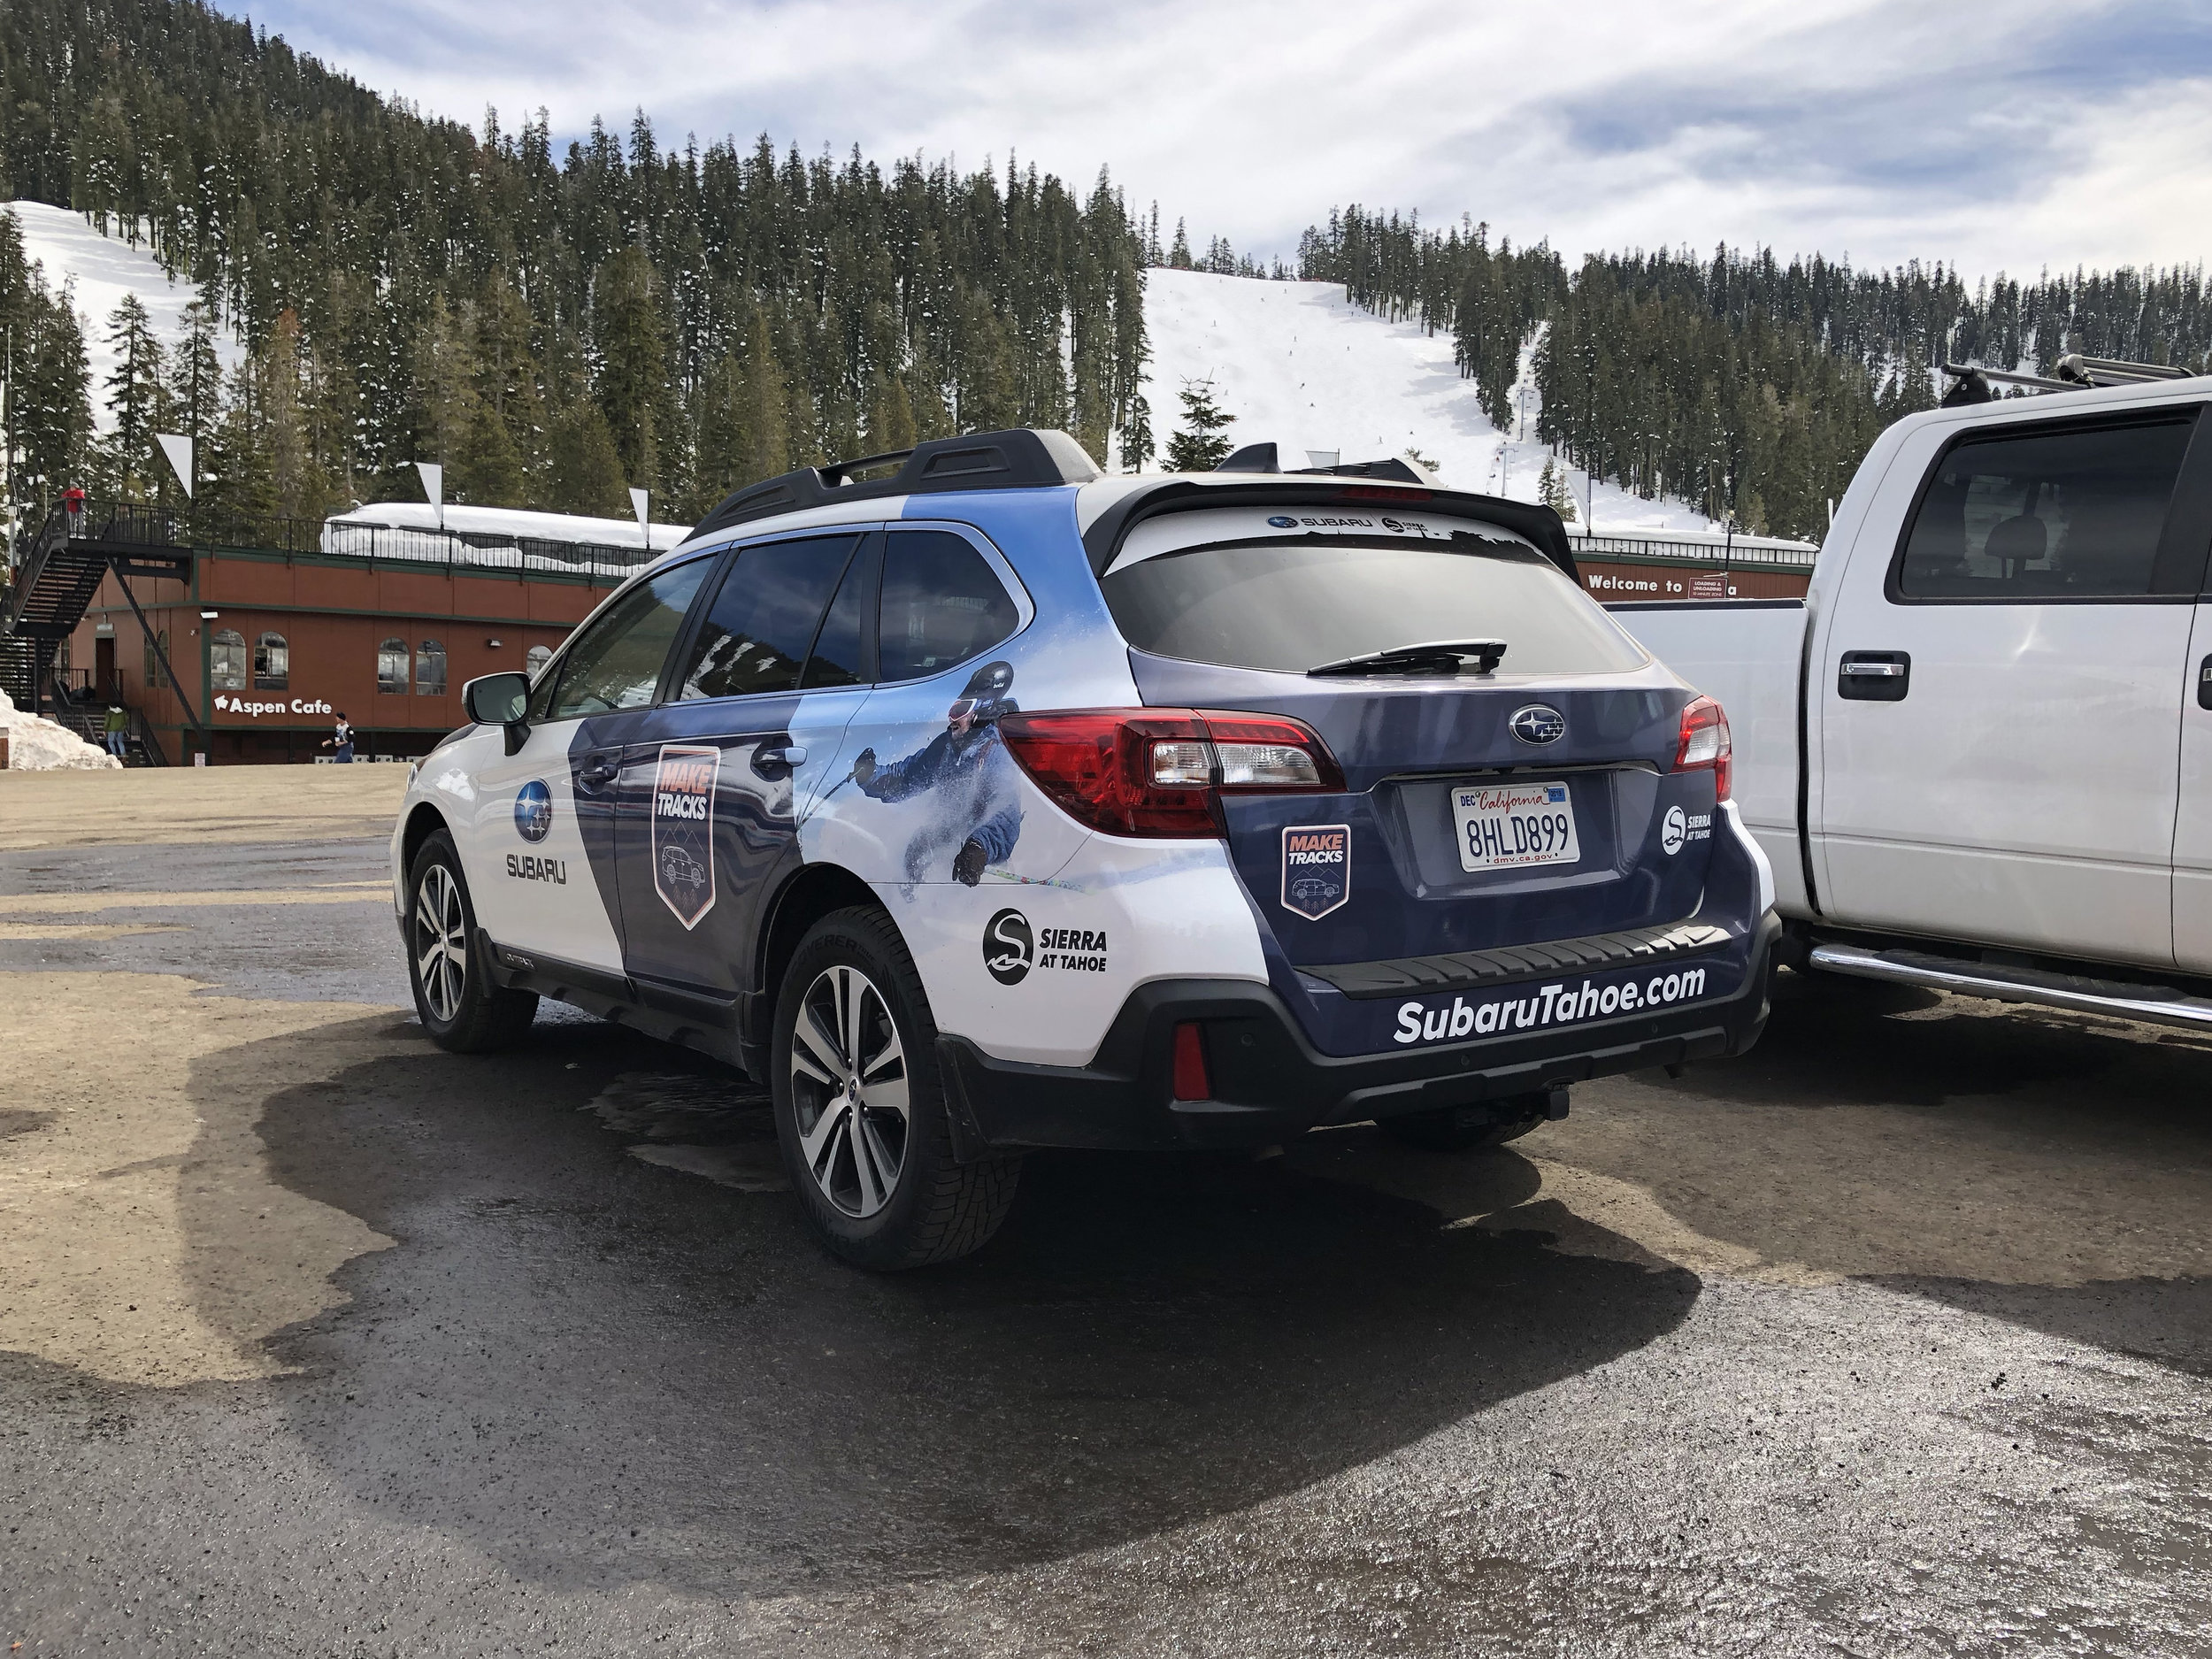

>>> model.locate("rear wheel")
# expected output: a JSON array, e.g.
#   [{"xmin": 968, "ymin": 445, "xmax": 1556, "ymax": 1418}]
[
  {"xmin": 1380, "ymin": 1093, "xmax": 1551, "ymax": 1153},
  {"xmin": 772, "ymin": 906, "xmax": 1019, "ymax": 1270},
  {"xmin": 406, "ymin": 830, "xmax": 539, "ymax": 1053}
]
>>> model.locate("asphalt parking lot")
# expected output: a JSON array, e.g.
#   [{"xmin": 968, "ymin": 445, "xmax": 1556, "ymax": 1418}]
[{"xmin": 4, "ymin": 770, "xmax": 2211, "ymax": 1655}]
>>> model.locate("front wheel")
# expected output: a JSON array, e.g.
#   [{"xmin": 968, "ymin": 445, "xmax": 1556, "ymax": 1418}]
[
  {"xmin": 772, "ymin": 906, "xmax": 1019, "ymax": 1270},
  {"xmin": 406, "ymin": 830, "xmax": 539, "ymax": 1053}
]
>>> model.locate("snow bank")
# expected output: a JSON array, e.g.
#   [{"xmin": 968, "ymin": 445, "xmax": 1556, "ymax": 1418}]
[
  {"xmin": 0, "ymin": 686, "xmax": 123, "ymax": 771},
  {"xmin": 4, "ymin": 201, "xmax": 244, "ymax": 436},
  {"xmin": 1138, "ymin": 270, "xmax": 1724, "ymax": 534}
]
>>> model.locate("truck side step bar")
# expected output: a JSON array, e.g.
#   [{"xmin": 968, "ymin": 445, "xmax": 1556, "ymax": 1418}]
[{"xmin": 1808, "ymin": 941, "xmax": 2212, "ymax": 1032}]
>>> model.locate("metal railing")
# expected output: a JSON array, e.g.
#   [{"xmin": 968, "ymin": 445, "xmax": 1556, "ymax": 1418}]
[
  {"xmin": 6, "ymin": 495, "xmax": 667, "ymax": 583},
  {"xmin": 1565, "ymin": 528, "xmax": 1820, "ymax": 571}
]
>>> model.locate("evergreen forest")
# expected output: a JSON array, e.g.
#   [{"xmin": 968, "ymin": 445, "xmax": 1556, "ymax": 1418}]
[
  {"xmin": 6, "ymin": 0, "xmax": 2212, "ymax": 545},
  {"xmin": 0, "ymin": 0, "xmax": 1148, "ymax": 530}
]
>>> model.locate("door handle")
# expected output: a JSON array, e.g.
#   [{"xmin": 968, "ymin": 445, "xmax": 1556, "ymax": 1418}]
[
  {"xmin": 578, "ymin": 753, "xmax": 621, "ymax": 788},
  {"xmin": 2199, "ymin": 655, "xmax": 2212, "ymax": 711},
  {"xmin": 751, "ymin": 742, "xmax": 807, "ymax": 779},
  {"xmin": 1838, "ymin": 650, "xmax": 1910, "ymax": 702}
]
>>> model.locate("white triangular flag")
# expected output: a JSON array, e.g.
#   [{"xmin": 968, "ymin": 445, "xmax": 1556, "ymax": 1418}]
[
  {"xmin": 156, "ymin": 434, "xmax": 195, "ymax": 498},
  {"xmin": 631, "ymin": 487, "xmax": 650, "ymax": 552},
  {"xmin": 415, "ymin": 461, "xmax": 443, "ymax": 505}
]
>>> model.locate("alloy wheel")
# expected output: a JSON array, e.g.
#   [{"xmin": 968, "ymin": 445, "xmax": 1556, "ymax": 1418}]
[
  {"xmin": 413, "ymin": 864, "xmax": 467, "ymax": 1023},
  {"xmin": 788, "ymin": 964, "xmax": 910, "ymax": 1217}
]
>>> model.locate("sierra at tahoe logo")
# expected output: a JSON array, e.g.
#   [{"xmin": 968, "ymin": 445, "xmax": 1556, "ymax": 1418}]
[{"xmin": 983, "ymin": 909, "xmax": 1033, "ymax": 985}]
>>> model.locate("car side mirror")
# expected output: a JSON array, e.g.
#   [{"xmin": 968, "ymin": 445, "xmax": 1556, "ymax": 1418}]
[{"xmin": 463, "ymin": 672, "xmax": 533, "ymax": 754}]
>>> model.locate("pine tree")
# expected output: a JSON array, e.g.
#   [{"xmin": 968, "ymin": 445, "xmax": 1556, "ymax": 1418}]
[
  {"xmin": 1121, "ymin": 392, "xmax": 1154, "ymax": 471},
  {"xmin": 593, "ymin": 246, "xmax": 670, "ymax": 490},
  {"xmin": 1163, "ymin": 379, "xmax": 1233, "ymax": 472},
  {"xmin": 1538, "ymin": 457, "xmax": 1577, "ymax": 521},
  {"xmin": 1169, "ymin": 219, "xmax": 1194, "ymax": 271},
  {"xmin": 100, "ymin": 294, "xmax": 166, "ymax": 497},
  {"xmin": 543, "ymin": 397, "xmax": 628, "ymax": 517}
]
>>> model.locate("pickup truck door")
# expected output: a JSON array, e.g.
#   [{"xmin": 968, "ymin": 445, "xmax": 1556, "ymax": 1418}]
[{"xmin": 1816, "ymin": 407, "xmax": 2212, "ymax": 971}]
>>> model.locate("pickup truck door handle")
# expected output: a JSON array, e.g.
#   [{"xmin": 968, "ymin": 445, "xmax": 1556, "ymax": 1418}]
[
  {"xmin": 2198, "ymin": 655, "xmax": 2212, "ymax": 711},
  {"xmin": 577, "ymin": 752, "xmax": 621, "ymax": 789},
  {"xmin": 1838, "ymin": 650, "xmax": 1911, "ymax": 702}
]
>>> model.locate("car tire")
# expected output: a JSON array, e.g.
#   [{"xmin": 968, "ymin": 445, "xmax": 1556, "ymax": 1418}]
[
  {"xmin": 1379, "ymin": 1094, "xmax": 1548, "ymax": 1153},
  {"xmin": 406, "ymin": 829, "xmax": 540, "ymax": 1053},
  {"xmin": 771, "ymin": 905, "xmax": 1020, "ymax": 1270}
]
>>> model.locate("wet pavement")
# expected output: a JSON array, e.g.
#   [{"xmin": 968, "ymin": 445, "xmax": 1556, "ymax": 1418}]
[{"xmin": 4, "ymin": 829, "xmax": 2212, "ymax": 1654}]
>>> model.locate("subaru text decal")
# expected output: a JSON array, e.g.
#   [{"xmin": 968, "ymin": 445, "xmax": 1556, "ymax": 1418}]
[
  {"xmin": 1281, "ymin": 825, "xmax": 1350, "ymax": 920},
  {"xmin": 652, "ymin": 744, "xmax": 720, "ymax": 930},
  {"xmin": 1509, "ymin": 704, "xmax": 1566, "ymax": 744},
  {"xmin": 1394, "ymin": 966, "xmax": 1710, "ymax": 1045},
  {"xmin": 513, "ymin": 780, "xmax": 552, "ymax": 842}
]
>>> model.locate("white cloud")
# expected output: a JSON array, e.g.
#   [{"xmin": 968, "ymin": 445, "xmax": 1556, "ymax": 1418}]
[{"xmin": 250, "ymin": 0, "xmax": 2212, "ymax": 277}]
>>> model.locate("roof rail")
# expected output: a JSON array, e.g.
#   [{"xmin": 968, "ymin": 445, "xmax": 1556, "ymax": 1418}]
[
  {"xmin": 687, "ymin": 428, "xmax": 1102, "ymax": 542},
  {"xmin": 1940, "ymin": 354, "xmax": 2198, "ymax": 407}
]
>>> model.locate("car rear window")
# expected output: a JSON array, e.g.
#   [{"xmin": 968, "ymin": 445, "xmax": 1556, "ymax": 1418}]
[{"xmin": 1101, "ymin": 535, "xmax": 1647, "ymax": 676}]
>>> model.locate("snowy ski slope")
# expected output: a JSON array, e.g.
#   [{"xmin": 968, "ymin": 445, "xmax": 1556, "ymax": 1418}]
[
  {"xmin": 1137, "ymin": 269, "xmax": 1722, "ymax": 534},
  {"xmin": 5, "ymin": 201, "xmax": 242, "ymax": 434}
]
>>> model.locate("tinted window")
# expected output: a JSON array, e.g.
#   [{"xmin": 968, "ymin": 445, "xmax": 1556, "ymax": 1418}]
[
  {"xmin": 879, "ymin": 530, "xmax": 1019, "ymax": 681},
  {"xmin": 1102, "ymin": 536, "xmax": 1647, "ymax": 676},
  {"xmin": 377, "ymin": 638, "xmax": 407, "ymax": 695},
  {"xmin": 211, "ymin": 628, "xmax": 246, "ymax": 691},
  {"xmin": 254, "ymin": 631, "xmax": 288, "ymax": 690},
  {"xmin": 415, "ymin": 640, "xmax": 447, "ymax": 696},
  {"xmin": 1898, "ymin": 417, "xmax": 2196, "ymax": 599},
  {"xmin": 674, "ymin": 535, "xmax": 857, "ymax": 701},
  {"xmin": 803, "ymin": 539, "xmax": 872, "ymax": 688},
  {"xmin": 548, "ymin": 559, "xmax": 710, "ymax": 718}
]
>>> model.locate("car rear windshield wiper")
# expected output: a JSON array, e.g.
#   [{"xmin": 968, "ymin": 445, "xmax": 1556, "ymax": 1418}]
[{"xmin": 1307, "ymin": 639, "xmax": 1508, "ymax": 678}]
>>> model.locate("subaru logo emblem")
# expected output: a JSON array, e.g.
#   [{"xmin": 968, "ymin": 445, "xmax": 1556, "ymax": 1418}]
[
  {"xmin": 514, "ymin": 780, "xmax": 553, "ymax": 841},
  {"xmin": 1509, "ymin": 704, "xmax": 1565, "ymax": 744},
  {"xmin": 1266, "ymin": 514, "xmax": 1299, "ymax": 529}
]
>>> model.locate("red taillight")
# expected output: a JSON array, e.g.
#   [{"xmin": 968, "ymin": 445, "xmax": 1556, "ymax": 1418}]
[
  {"xmin": 997, "ymin": 709, "xmax": 1344, "ymax": 838},
  {"xmin": 1171, "ymin": 1021, "xmax": 1211, "ymax": 1101},
  {"xmin": 1673, "ymin": 695, "xmax": 1732, "ymax": 801}
]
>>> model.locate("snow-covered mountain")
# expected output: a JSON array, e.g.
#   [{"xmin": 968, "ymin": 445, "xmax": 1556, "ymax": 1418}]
[
  {"xmin": 1137, "ymin": 268, "xmax": 1724, "ymax": 534},
  {"xmin": 5, "ymin": 201, "xmax": 240, "ymax": 434}
]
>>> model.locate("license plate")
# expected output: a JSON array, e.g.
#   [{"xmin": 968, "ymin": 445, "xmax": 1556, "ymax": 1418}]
[{"xmin": 1452, "ymin": 780, "xmax": 1579, "ymax": 872}]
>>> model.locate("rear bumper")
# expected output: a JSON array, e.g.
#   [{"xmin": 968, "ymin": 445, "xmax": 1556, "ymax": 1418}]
[{"xmin": 938, "ymin": 911, "xmax": 1779, "ymax": 1153}]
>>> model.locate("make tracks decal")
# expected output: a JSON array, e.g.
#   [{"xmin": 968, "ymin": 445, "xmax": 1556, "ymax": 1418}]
[
  {"xmin": 1281, "ymin": 825, "xmax": 1350, "ymax": 920},
  {"xmin": 652, "ymin": 744, "xmax": 720, "ymax": 930}
]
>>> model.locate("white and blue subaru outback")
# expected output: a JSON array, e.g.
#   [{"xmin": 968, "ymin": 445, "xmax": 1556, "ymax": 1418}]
[{"xmin": 391, "ymin": 429, "xmax": 1779, "ymax": 1268}]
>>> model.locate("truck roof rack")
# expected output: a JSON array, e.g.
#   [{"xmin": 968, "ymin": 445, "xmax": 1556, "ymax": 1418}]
[
  {"xmin": 687, "ymin": 428, "xmax": 1102, "ymax": 541},
  {"xmin": 1940, "ymin": 354, "xmax": 2197, "ymax": 407}
]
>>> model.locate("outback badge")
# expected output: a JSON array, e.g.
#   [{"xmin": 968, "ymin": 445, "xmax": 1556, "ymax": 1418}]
[
  {"xmin": 1281, "ymin": 824, "xmax": 1350, "ymax": 920},
  {"xmin": 1509, "ymin": 703, "xmax": 1566, "ymax": 744}
]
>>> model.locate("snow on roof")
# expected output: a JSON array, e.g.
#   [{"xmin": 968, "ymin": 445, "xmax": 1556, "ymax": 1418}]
[
  {"xmin": 326, "ymin": 501, "xmax": 693, "ymax": 547},
  {"xmin": 4, "ymin": 202, "xmax": 244, "ymax": 435}
]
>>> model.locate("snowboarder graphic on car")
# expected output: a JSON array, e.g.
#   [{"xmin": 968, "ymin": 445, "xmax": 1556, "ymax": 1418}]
[{"xmin": 852, "ymin": 660, "xmax": 1022, "ymax": 891}]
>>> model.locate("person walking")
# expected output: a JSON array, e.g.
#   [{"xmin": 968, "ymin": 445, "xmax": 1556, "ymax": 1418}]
[
  {"xmin": 102, "ymin": 704, "xmax": 127, "ymax": 758},
  {"xmin": 320, "ymin": 712, "xmax": 355, "ymax": 763}
]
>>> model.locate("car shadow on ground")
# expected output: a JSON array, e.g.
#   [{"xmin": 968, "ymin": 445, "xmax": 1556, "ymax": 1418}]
[{"xmin": 202, "ymin": 1014, "xmax": 1700, "ymax": 1600}]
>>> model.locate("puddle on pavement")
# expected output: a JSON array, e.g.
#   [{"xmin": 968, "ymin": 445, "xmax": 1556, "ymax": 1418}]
[{"xmin": 583, "ymin": 1071, "xmax": 788, "ymax": 1192}]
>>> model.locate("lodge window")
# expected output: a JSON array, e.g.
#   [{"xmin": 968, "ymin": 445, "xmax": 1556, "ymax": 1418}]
[
  {"xmin": 416, "ymin": 639, "xmax": 448, "ymax": 696},
  {"xmin": 211, "ymin": 628, "xmax": 248, "ymax": 692},
  {"xmin": 254, "ymin": 631, "xmax": 288, "ymax": 690},
  {"xmin": 526, "ymin": 643, "xmax": 551, "ymax": 680},
  {"xmin": 143, "ymin": 628, "xmax": 168, "ymax": 688},
  {"xmin": 377, "ymin": 638, "xmax": 408, "ymax": 695}
]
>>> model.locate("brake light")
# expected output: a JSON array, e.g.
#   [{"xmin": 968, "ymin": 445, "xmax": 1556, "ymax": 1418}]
[
  {"xmin": 996, "ymin": 708, "xmax": 1344, "ymax": 837},
  {"xmin": 1672, "ymin": 695, "xmax": 1732, "ymax": 801}
]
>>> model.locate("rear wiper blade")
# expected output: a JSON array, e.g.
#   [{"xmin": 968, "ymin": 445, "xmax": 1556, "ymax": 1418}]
[{"xmin": 1307, "ymin": 639, "xmax": 1508, "ymax": 678}]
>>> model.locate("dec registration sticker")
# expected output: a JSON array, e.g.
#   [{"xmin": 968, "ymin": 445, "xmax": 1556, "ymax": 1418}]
[{"xmin": 1453, "ymin": 780, "xmax": 1579, "ymax": 872}]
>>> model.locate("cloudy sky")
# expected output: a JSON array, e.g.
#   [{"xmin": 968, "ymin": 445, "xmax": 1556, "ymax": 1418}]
[{"xmin": 246, "ymin": 0, "xmax": 2212, "ymax": 280}]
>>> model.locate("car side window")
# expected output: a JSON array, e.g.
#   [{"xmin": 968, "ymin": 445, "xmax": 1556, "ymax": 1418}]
[
  {"xmin": 878, "ymin": 529, "xmax": 1020, "ymax": 681},
  {"xmin": 543, "ymin": 559, "xmax": 711, "ymax": 720},
  {"xmin": 672, "ymin": 534, "xmax": 859, "ymax": 701},
  {"xmin": 1895, "ymin": 415, "xmax": 2199, "ymax": 600},
  {"xmin": 802, "ymin": 536, "xmax": 876, "ymax": 688}
]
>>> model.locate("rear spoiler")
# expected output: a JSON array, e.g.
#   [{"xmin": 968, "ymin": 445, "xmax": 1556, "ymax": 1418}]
[{"xmin": 1079, "ymin": 478, "xmax": 1578, "ymax": 584}]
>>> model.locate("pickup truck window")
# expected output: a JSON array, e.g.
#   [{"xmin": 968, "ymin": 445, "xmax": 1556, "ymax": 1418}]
[
  {"xmin": 1895, "ymin": 415, "xmax": 2198, "ymax": 600},
  {"xmin": 1102, "ymin": 535, "xmax": 1647, "ymax": 676}
]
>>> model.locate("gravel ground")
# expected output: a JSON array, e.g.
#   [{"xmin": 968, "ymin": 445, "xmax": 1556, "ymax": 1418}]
[{"xmin": 3, "ymin": 788, "xmax": 2209, "ymax": 1655}]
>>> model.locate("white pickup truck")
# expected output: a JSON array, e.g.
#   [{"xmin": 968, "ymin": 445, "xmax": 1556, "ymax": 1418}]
[{"xmin": 1617, "ymin": 358, "xmax": 2212, "ymax": 1026}]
